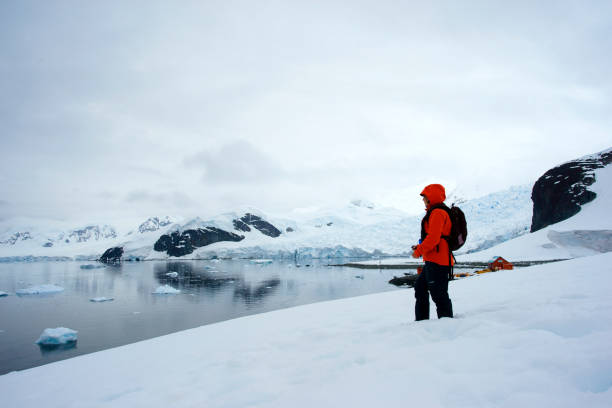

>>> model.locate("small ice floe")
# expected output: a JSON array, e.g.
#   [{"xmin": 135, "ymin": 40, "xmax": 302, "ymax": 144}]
[
  {"xmin": 35, "ymin": 327, "xmax": 78, "ymax": 345},
  {"xmin": 89, "ymin": 297, "xmax": 114, "ymax": 302},
  {"xmin": 80, "ymin": 264, "xmax": 105, "ymax": 270},
  {"xmin": 152, "ymin": 285, "xmax": 181, "ymax": 294},
  {"xmin": 250, "ymin": 259, "xmax": 273, "ymax": 265},
  {"xmin": 0, "ymin": 291, "xmax": 8, "ymax": 297},
  {"xmin": 166, "ymin": 272, "xmax": 179, "ymax": 278},
  {"xmin": 16, "ymin": 284, "xmax": 64, "ymax": 295}
]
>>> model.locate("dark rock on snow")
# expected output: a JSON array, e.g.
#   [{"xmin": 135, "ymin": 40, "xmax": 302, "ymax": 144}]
[
  {"xmin": 531, "ymin": 148, "xmax": 612, "ymax": 232},
  {"xmin": 99, "ymin": 247, "xmax": 124, "ymax": 264},
  {"xmin": 154, "ymin": 227, "xmax": 245, "ymax": 257},
  {"xmin": 0, "ymin": 232, "xmax": 32, "ymax": 245},
  {"xmin": 69, "ymin": 225, "xmax": 117, "ymax": 242},
  {"xmin": 232, "ymin": 219, "xmax": 252, "ymax": 232},
  {"xmin": 138, "ymin": 217, "xmax": 172, "ymax": 233},
  {"xmin": 232, "ymin": 213, "xmax": 281, "ymax": 238}
]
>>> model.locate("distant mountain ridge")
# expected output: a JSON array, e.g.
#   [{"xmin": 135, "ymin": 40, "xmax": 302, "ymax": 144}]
[{"xmin": 0, "ymin": 182, "xmax": 536, "ymax": 262}]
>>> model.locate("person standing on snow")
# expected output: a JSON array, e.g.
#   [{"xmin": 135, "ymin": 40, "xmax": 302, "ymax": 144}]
[{"xmin": 411, "ymin": 183, "xmax": 454, "ymax": 320}]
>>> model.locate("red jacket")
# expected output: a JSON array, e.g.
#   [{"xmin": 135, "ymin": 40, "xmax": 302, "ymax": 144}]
[{"xmin": 413, "ymin": 184, "xmax": 454, "ymax": 266}]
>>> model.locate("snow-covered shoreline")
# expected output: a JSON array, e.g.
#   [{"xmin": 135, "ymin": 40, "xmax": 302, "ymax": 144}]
[{"xmin": 2, "ymin": 253, "xmax": 611, "ymax": 407}]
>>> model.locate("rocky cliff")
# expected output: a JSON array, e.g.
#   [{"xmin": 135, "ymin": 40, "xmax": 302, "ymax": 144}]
[{"xmin": 531, "ymin": 148, "xmax": 612, "ymax": 232}]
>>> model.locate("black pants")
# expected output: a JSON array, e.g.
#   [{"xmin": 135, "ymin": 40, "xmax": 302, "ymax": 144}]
[{"xmin": 414, "ymin": 261, "xmax": 453, "ymax": 320}]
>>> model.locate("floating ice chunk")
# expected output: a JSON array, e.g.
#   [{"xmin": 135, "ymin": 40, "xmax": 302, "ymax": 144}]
[
  {"xmin": 0, "ymin": 291, "xmax": 8, "ymax": 297},
  {"xmin": 80, "ymin": 264, "xmax": 105, "ymax": 270},
  {"xmin": 166, "ymin": 272, "xmax": 179, "ymax": 278},
  {"xmin": 152, "ymin": 285, "xmax": 181, "ymax": 294},
  {"xmin": 251, "ymin": 259, "xmax": 273, "ymax": 264},
  {"xmin": 35, "ymin": 327, "xmax": 78, "ymax": 345},
  {"xmin": 89, "ymin": 297, "xmax": 114, "ymax": 302},
  {"xmin": 16, "ymin": 284, "xmax": 64, "ymax": 295}
]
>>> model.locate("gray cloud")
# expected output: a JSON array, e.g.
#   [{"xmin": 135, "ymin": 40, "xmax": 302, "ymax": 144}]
[
  {"xmin": 125, "ymin": 190, "xmax": 195, "ymax": 206},
  {"xmin": 184, "ymin": 140, "xmax": 287, "ymax": 184},
  {"xmin": 0, "ymin": 1, "xmax": 610, "ymax": 220}
]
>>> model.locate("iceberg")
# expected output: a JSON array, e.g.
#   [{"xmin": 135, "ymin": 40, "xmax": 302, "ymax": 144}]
[
  {"xmin": 35, "ymin": 327, "xmax": 78, "ymax": 345},
  {"xmin": 166, "ymin": 272, "xmax": 179, "ymax": 278},
  {"xmin": 80, "ymin": 264, "xmax": 105, "ymax": 270},
  {"xmin": 152, "ymin": 285, "xmax": 181, "ymax": 294},
  {"xmin": 0, "ymin": 291, "xmax": 8, "ymax": 297},
  {"xmin": 16, "ymin": 284, "xmax": 64, "ymax": 295},
  {"xmin": 89, "ymin": 297, "xmax": 114, "ymax": 302},
  {"xmin": 250, "ymin": 259, "xmax": 273, "ymax": 264}
]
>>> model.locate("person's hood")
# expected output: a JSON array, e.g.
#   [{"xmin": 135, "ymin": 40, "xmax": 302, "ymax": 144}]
[{"xmin": 420, "ymin": 184, "xmax": 446, "ymax": 207}]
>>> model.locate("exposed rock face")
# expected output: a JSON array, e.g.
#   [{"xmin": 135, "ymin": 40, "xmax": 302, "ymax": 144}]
[
  {"xmin": 154, "ymin": 227, "xmax": 245, "ymax": 257},
  {"xmin": 0, "ymin": 232, "xmax": 32, "ymax": 245},
  {"xmin": 232, "ymin": 213, "xmax": 281, "ymax": 237},
  {"xmin": 68, "ymin": 225, "xmax": 117, "ymax": 243},
  {"xmin": 99, "ymin": 247, "xmax": 124, "ymax": 263},
  {"xmin": 138, "ymin": 217, "xmax": 172, "ymax": 233},
  {"xmin": 232, "ymin": 219, "xmax": 251, "ymax": 232},
  {"xmin": 531, "ymin": 148, "xmax": 612, "ymax": 232}
]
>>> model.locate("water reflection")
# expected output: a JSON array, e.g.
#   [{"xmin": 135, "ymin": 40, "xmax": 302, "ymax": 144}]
[
  {"xmin": 233, "ymin": 278, "xmax": 281, "ymax": 305},
  {"xmin": 153, "ymin": 262, "xmax": 282, "ymax": 306},
  {"xmin": 38, "ymin": 342, "xmax": 77, "ymax": 356},
  {"xmin": 0, "ymin": 259, "xmax": 401, "ymax": 374},
  {"xmin": 153, "ymin": 262, "xmax": 238, "ymax": 293}
]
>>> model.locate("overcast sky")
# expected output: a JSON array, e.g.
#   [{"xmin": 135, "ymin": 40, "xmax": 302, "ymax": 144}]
[{"xmin": 1, "ymin": 0, "xmax": 611, "ymax": 223}]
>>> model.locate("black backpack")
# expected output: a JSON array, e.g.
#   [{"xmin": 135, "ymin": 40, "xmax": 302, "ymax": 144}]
[{"xmin": 421, "ymin": 203, "xmax": 468, "ymax": 279}]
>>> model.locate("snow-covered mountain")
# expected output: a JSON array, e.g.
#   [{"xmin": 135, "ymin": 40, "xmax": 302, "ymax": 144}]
[
  {"xmin": 460, "ymin": 147, "xmax": 612, "ymax": 261},
  {"xmin": 134, "ymin": 217, "xmax": 173, "ymax": 234},
  {"xmin": 3, "ymin": 147, "xmax": 611, "ymax": 262},
  {"xmin": 0, "ymin": 184, "xmax": 534, "ymax": 261}
]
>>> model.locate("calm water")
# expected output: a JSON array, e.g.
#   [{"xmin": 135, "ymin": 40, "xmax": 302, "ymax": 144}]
[{"xmin": 0, "ymin": 259, "xmax": 405, "ymax": 374}]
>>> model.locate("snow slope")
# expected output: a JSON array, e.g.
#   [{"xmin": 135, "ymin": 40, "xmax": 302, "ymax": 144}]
[
  {"xmin": 2, "ymin": 253, "xmax": 611, "ymax": 407},
  {"xmin": 459, "ymin": 164, "xmax": 612, "ymax": 262}
]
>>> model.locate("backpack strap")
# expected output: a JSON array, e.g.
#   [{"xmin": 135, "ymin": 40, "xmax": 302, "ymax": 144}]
[
  {"xmin": 421, "ymin": 204, "xmax": 450, "ymax": 241},
  {"xmin": 422, "ymin": 205, "xmax": 454, "ymax": 280}
]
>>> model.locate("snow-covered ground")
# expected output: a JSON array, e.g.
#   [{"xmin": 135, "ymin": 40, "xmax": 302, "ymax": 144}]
[
  {"xmin": 2, "ymin": 156, "xmax": 612, "ymax": 406},
  {"xmin": 1, "ymin": 252, "xmax": 611, "ymax": 407}
]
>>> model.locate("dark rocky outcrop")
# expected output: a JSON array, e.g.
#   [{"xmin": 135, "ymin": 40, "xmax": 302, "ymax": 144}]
[
  {"xmin": 531, "ymin": 148, "xmax": 612, "ymax": 232},
  {"xmin": 232, "ymin": 213, "xmax": 281, "ymax": 237},
  {"xmin": 154, "ymin": 227, "xmax": 245, "ymax": 257},
  {"xmin": 99, "ymin": 247, "xmax": 124, "ymax": 264},
  {"xmin": 232, "ymin": 219, "xmax": 251, "ymax": 232}
]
